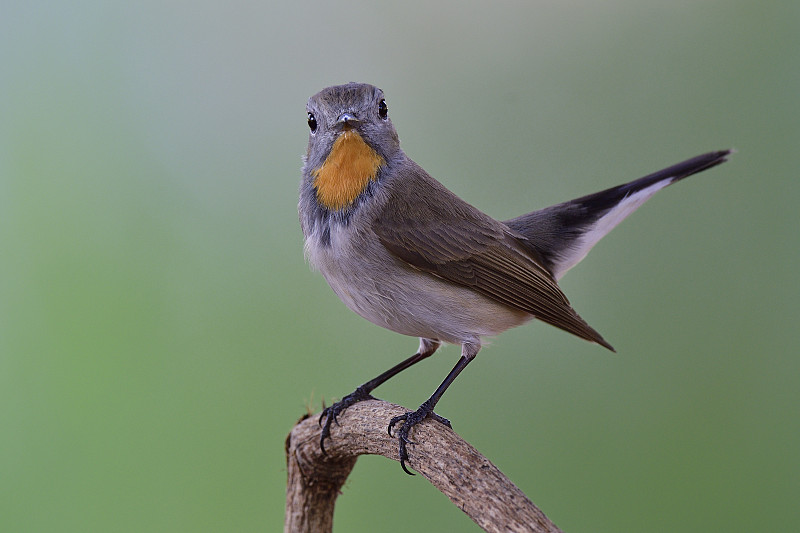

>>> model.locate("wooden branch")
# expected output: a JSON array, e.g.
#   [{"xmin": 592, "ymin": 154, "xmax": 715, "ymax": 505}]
[{"xmin": 285, "ymin": 399, "xmax": 563, "ymax": 533}]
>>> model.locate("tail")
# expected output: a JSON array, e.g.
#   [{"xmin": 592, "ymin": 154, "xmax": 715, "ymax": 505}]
[{"xmin": 505, "ymin": 150, "xmax": 733, "ymax": 280}]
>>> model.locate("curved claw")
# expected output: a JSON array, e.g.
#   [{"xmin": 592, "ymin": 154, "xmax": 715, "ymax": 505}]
[
  {"xmin": 387, "ymin": 405, "xmax": 452, "ymax": 475},
  {"xmin": 399, "ymin": 447, "xmax": 415, "ymax": 476},
  {"xmin": 318, "ymin": 387, "xmax": 375, "ymax": 455},
  {"xmin": 387, "ymin": 413, "xmax": 405, "ymax": 437},
  {"xmin": 429, "ymin": 413, "xmax": 452, "ymax": 428},
  {"xmin": 319, "ymin": 433, "xmax": 329, "ymax": 456},
  {"xmin": 318, "ymin": 409, "xmax": 338, "ymax": 429},
  {"xmin": 396, "ymin": 423, "xmax": 417, "ymax": 475},
  {"xmin": 319, "ymin": 408, "xmax": 336, "ymax": 455}
]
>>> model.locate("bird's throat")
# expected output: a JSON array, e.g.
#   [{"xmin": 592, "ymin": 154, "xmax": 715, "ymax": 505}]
[{"xmin": 313, "ymin": 131, "xmax": 385, "ymax": 210}]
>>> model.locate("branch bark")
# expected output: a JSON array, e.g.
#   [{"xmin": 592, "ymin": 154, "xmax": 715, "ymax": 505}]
[{"xmin": 284, "ymin": 399, "xmax": 563, "ymax": 533}]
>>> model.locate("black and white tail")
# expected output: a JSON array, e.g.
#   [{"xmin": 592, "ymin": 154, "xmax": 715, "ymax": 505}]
[{"xmin": 505, "ymin": 150, "xmax": 733, "ymax": 280}]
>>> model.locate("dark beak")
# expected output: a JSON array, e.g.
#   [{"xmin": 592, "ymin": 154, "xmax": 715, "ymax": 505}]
[{"xmin": 337, "ymin": 112, "xmax": 361, "ymax": 130}]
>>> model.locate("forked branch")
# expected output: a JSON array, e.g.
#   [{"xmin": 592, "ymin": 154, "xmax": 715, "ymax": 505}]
[{"xmin": 284, "ymin": 399, "xmax": 563, "ymax": 533}]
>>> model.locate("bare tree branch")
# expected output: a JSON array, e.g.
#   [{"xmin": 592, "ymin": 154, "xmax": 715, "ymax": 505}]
[{"xmin": 285, "ymin": 399, "xmax": 563, "ymax": 533}]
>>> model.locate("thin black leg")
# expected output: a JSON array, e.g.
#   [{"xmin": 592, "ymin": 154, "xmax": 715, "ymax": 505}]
[
  {"xmin": 388, "ymin": 342, "xmax": 480, "ymax": 474},
  {"xmin": 318, "ymin": 339, "xmax": 440, "ymax": 454}
]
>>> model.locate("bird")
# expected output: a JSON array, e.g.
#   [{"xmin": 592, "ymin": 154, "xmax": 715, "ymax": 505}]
[{"xmin": 298, "ymin": 82, "xmax": 731, "ymax": 474}]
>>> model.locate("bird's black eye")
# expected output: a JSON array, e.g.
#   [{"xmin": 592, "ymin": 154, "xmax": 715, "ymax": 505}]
[
  {"xmin": 307, "ymin": 112, "xmax": 317, "ymax": 133},
  {"xmin": 378, "ymin": 99, "xmax": 388, "ymax": 120}
]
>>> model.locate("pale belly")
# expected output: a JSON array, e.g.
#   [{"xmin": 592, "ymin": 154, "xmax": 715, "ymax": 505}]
[{"xmin": 307, "ymin": 228, "xmax": 532, "ymax": 345}]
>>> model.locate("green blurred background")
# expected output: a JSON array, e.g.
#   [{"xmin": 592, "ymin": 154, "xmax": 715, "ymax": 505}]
[{"xmin": 2, "ymin": 1, "xmax": 798, "ymax": 531}]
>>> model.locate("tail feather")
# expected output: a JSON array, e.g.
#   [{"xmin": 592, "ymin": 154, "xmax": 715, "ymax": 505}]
[{"xmin": 505, "ymin": 150, "xmax": 733, "ymax": 280}]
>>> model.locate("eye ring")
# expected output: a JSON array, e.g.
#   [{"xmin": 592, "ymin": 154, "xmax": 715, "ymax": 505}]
[
  {"xmin": 307, "ymin": 112, "xmax": 318, "ymax": 133},
  {"xmin": 378, "ymin": 99, "xmax": 388, "ymax": 120}
]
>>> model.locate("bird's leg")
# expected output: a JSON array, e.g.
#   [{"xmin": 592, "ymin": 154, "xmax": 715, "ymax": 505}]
[
  {"xmin": 318, "ymin": 339, "xmax": 440, "ymax": 454},
  {"xmin": 388, "ymin": 342, "xmax": 479, "ymax": 475}
]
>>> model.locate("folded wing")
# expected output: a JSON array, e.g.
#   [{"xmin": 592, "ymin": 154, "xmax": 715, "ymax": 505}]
[{"xmin": 375, "ymin": 162, "xmax": 613, "ymax": 350}]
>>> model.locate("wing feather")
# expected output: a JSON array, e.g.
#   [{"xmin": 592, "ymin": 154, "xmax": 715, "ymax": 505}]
[{"xmin": 375, "ymin": 163, "xmax": 613, "ymax": 350}]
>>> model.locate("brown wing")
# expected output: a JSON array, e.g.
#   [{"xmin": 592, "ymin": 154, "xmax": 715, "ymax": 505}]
[{"xmin": 375, "ymin": 162, "xmax": 614, "ymax": 350}]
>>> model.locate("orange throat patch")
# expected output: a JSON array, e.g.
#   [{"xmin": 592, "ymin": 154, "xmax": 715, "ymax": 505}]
[{"xmin": 312, "ymin": 131, "xmax": 385, "ymax": 210}]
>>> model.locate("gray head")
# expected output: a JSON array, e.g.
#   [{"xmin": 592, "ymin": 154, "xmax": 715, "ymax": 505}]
[{"xmin": 304, "ymin": 83, "xmax": 401, "ymax": 172}]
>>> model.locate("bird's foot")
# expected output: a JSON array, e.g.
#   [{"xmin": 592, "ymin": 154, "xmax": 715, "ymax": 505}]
[
  {"xmin": 318, "ymin": 386, "xmax": 375, "ymax": 454},
  {"xmin": 388, "ymin": 401, "xmax": 452, "ymax": 475}
]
